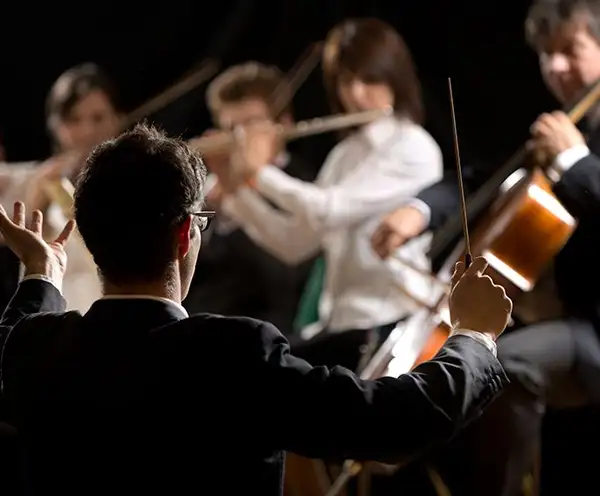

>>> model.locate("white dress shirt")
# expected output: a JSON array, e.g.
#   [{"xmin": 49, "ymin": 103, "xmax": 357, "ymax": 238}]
[
  {"xmin": 45, "ymin": 203, "xmax": 103, "ymax": 313},
  {"xmin": 206, "ymin": 152, "xmax": 291, "ymax": 236},
  {"xmin": 222, "ymin": 115, "xmax": 443, "ymax": 333},
  {"xmin": 101, "ymin": 294, "xmax": 189, "ymax": 318}
]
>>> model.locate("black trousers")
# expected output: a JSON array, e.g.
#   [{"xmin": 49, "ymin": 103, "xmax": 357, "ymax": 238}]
[
  {"xmin": 290, "ymin": 322, "xmax": 398, "ymax": 372},
  {"xmin": 431, "ymin": 318, "xmax": 600, "ymax": 496}
]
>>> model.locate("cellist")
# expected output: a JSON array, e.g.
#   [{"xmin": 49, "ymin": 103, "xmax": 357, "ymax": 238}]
[{"xmin": 372, "ymin": 0, "xmax": 600, "ymax": 494}]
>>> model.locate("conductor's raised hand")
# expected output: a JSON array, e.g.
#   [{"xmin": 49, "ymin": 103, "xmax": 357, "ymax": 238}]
[
  {"xmin": 449, "ymin": 256, "xmax": 512, "ymax": 341},
  {"xmin": 0, "ymin": 201, "xmax": 75, "ymax": 282}
]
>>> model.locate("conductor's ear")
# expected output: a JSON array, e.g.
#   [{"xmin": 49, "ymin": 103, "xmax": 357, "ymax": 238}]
[{"xmin": 177, "ymin": 215, "xmax": 193, "ymax": 258}]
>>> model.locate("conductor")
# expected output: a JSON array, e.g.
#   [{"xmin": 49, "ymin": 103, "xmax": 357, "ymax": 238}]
[{"xmin": 0, "ymin": 124, "xmax": 511, "ymax": 496}]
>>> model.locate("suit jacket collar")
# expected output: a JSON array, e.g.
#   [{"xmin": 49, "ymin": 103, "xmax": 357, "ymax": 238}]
[
  {"xmin": 100, "ymin": 295, "xmax": 188, "ymax": 317},
  {"xmin": 85, "ymin": 297, "xmax": 187, "ymax": 330}
]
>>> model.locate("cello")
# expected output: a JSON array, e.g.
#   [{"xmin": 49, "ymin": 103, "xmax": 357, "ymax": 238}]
[
  {"xmin": 381, "ymin": 77, "xmax": 600, "ymax": 375},
  {"xmin": 402, "ymin": 76, "xmax": 600, "ymax": 368}
]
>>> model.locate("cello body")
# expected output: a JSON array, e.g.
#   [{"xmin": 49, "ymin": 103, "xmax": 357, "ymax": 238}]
[
  {"xmin": 463, "ymin": 167, "xmax": 575, "ymax": 298},
  {"xmin": 284, "ymin": 454, "xmax": 336, "ymax": 496},
  {"xmin": 392, "ymin": 167, "xmax": 577, "ymax": 373}
]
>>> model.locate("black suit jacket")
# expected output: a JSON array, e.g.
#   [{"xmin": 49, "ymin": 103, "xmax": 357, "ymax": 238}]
[
  {"xmin": 552, "ymin": 129, "xmax": 600, "ymax": 322},
  {"xmin": 185, "ymin": 151, "xmax": 317, "ymax": 333},
  {"xmin": 0, "ymin": 279, "xmax": 507, "ymax": 496},
  {"xmin": 0, "ymin": 246, "xmax": 19, "ymax": 313},
  {"xmin": 417, "ymin": 126, "xmax": 600, "ymax": 327}
]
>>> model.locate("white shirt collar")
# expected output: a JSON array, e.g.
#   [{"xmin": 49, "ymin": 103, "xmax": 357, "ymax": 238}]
[{"xmin": 100, "ymin": 294, "xmax": 189, "ymax": 318}]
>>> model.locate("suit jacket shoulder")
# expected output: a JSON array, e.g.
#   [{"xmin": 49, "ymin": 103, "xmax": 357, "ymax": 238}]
[
  {"xmin": 176, "ymin": 312, "xmax": 273, "ymax": 353},
  {"xmin": 2, "ymin": 312, "xmax": 80, "ymax": 377}
]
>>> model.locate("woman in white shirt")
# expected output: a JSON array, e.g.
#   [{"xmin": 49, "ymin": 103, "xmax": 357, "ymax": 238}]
[
  {"xmin": 210, "ymin": 18, "xmax": 444, "ymax": 371},
  {"xmin": 20, "ymin": 64, "xmax": 123, "ymax": 313}
]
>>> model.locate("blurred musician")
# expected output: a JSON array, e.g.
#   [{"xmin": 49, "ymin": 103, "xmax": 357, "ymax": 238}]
[
  {"xmin": 185, "ymin": 62, "xmax": 317, "ymax": 332},
  {"xmin": 0, "ymin": 124, "xmax": 511, "ymax": 496},
  {"xmin": 23, "ymin": 63, "xmax": 123, "ymax": 312},
  {"xmin": 0, "ymin": 162, "xmax": 34, "ymax": 312},
  {"xmin": 372, "ymin": 0, "xmax": 600, "ymax": 493},
  {"xmin": 209, "ymin": 18, "xmax": 443, "ymax": 370}
]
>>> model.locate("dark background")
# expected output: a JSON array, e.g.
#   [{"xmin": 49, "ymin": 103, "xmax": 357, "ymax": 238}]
[
  {"xmin": 0, "ymin": 2, "xmax": 594, "ymax": 491},
  {"xmin": 0, "ymin": 0, "xmax": 553, "ymax": 167}
]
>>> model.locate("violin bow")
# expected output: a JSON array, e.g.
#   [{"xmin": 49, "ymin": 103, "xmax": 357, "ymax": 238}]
[
  {"xmin": 123, "ymin": 59, "xmax": 220, "ymax": 128},
  {"xmin": 227, "ymin": 42, "xmax": 323, "ymax": 152},
  {"xmin": 270, "ymin": 41, "xmax": 324, "ymax": 118},
  {"xmin": 448, "ymin": 77, "xmax": 472, "ymax": 268}
]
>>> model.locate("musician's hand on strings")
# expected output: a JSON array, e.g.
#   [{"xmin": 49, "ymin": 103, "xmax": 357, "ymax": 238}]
[
  {"xmin": 231, "ymin": 120, "xmax": 279, "ymax": 180},
  {"xmin": 449, "ymin": 257, "xmax": 512, "ymax": 341},
  {"xmin": 529, "ymin": 111, "xmax": 585, "ymax": 160},
  {"xmin": 371, "ymin": 206, "xmax": 427, "ymax": 259},
  {"xmin": 0, "ymin": 202, "xmax": 75, "ymax": 284}
]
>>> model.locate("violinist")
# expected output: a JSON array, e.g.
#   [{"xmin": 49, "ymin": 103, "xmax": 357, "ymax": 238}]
[
  {"xmin": 208, "ymin": 18, "xmax": 443, "ymax": 371},
  {"xmin": 23, "ymin": 63, "xmax": 123, "ymax": 313},
  {"xmin": 373, "ymin": 0, "xmax": 600, "ymax": 494},
  {"xmin": 184, "ymin": 62, "xmax": 318, "ymax": 332}
]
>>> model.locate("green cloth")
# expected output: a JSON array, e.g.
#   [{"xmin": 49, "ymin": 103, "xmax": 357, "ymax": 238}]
[{"xmin": 293, "ymin": 257, "xmax": 325, "ymax": 333}]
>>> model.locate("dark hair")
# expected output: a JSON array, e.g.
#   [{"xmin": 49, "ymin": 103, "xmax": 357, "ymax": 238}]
[
  {"xmin": 74, "ymin": 123, "xmax": 206, "ymax": 285},
  {"xmin": 526, "ymin": 0, "xmax": 600, "ymax": 49},
  {"xmin": 46, "ymin": 63, "xmax": 120, "ymax": 130},
  {"xmin": 322, "ymin": 18, "xmax": 424, "ymax": 124},
  {"xmin": 206, "ymin": 62, "xmax": 292, "ymax": 119}
]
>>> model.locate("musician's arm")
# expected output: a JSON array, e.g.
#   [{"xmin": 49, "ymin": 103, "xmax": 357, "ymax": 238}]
[
  {"xmin": 389, "ymin": 156, "xmax": 488, "ymax": 235},
  {"xmin": 251, "ymin": 130, "xmax": 443, "ymax": 231},
  {"xmin": 256, "ymin": 322, "xmax": 508, "ymax": 462},
  {"xmin": 413, "ymin": 177, "xmax": 461, "ymax": 232},
  {"xmin": 551, "ymin": 145, "xmax": 600, "ymax": 215},
  {"xmin": 221, "ymin": 189, "xmax": 321, "ymax": 265}
]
